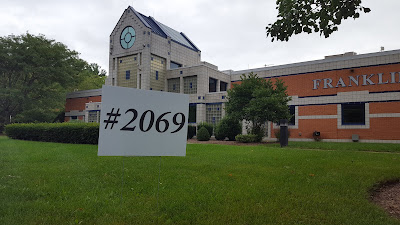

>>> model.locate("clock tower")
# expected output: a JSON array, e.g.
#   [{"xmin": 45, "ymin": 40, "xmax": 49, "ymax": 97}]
[{"xmin": 106, "ymin": 6, "xmax": 201, "ymax": 91}]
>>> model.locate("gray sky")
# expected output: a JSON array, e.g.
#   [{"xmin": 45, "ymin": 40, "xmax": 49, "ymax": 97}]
[{"xmin": 1, "ymin": 0, "xmax": 399, "ymax": 74}]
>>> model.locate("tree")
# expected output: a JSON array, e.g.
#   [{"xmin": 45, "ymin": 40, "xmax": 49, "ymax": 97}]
[
  {"xmin": 266, "ymin": 0, "xmax": 371, "ymax": 42},
  {"xmin": 0, "ymin": 33, "xmax": 105, "ymax": 128},
  {"xmin": 226, "ymin": 72, "xmax": 291, "ymax": 140},
  {"xmin": 75, "ymin": 63, "xmax": 107, "ymax": 91}
]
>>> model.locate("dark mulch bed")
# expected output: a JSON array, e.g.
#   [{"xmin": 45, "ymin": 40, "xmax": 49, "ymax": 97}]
[
  {"xmin": 371, "ymin": 180, "xmax": 400, "ymax": 220},
  {"xmin": 187, "ymin": 137, "xmax": 277, "ymax": 146}
]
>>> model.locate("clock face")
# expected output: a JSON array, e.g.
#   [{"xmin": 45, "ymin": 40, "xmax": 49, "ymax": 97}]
[{"xmin": 120, "ymin": 26, "xmax": 136, "ymax": 49}]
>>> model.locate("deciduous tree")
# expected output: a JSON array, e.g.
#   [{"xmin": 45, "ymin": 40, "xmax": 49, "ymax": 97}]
[
  {"xmin": 226, "ymin": 72, "xmax": 291, "ymax": 140},
  {"xmin": 266, "ymin": 0, "xmax": 371, "ymax": 41},
  {"xmin": 0, "ymin": 33, "xmax": 106, "ymax": 128}
]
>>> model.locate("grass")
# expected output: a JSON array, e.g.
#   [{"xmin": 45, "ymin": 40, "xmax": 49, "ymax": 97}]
[
  {"xmin": 271, "ymin": 141, "xmax": 400, "ymax": 152},
  {"xmin": 1, "ymin": 136, "xmax": 400, "ymax": 224}
]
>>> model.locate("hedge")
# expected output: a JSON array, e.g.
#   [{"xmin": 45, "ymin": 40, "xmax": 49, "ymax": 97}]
[
  {"xmin": 5, "ymin": 123, "xmax": 99, "ymax": 144},
  {"xmin": 214, "ymin": 116, "xmax": 241, "ymax": 141},
  {"xmin": 235, "ymin": 134, "xmax": 259, "ymax": 143},
  {"xmin": 197, "ymin": 126, "xmax": 210, "ymax": 141},
  {"xmin": 197, "ymin": 122, "xmax": 213, "ymax": 136}
]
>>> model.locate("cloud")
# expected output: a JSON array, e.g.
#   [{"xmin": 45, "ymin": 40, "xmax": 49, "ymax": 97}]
[{"xmin": 0, "ymin": 0, "xmax": 399, "ymax": 74}]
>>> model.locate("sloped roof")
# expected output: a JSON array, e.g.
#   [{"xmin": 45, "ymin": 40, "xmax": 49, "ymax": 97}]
[{"xmin": 129, "ymin": 6, "xmax": 200, "ymax": 52}]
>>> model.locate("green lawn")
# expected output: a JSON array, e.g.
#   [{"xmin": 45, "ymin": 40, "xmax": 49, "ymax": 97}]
[
  {"xmin": 272, "ymin": 141, "xmax": 400, "ymax": 152},
  {"xmin": 1, "ymin": 136, "xmax": 400, "ymax": 225}
]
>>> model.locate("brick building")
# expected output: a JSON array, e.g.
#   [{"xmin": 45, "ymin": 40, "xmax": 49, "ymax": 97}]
[{"xmin": 65, "ymin": 6, "xmax": 400, "ymax": 143}]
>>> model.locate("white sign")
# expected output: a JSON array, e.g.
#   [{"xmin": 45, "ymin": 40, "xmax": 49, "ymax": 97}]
[{"xmin": 98, "ymin": 86, "xmax": 188, "ymax": 156}]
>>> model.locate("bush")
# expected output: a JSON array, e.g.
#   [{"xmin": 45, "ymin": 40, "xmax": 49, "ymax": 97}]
[
  {"xmin": 197, "ymin": 122, "xmax": 213, "ymax": 136},
  {"xmin": 214, "ymin": 116, "xmax": 242, "ymax": 141},
  {"xmin": 5, "ymin": 123, "xmax": 99, "ymax": 144},
  {"xmin": 214, "ymin": 125, "xmax": 226, "ymax": 140},
  {"xmin": 235, "ymin": 134, "xmax": 259, "ymax": 143},
  {"xmin": 187, "ymin": 125, "xmax": 196, "ymax": 139},
  {"xmin": 197, "ymin": 127, "xmax": 210, "ymax": 141}
]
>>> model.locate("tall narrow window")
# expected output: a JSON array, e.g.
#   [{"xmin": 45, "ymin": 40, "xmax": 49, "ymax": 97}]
[
  {"xmin": 126, "ymin": 70, "xmax": 130, "ymax": 80},
  {"xmin": 156, "ymin": 71, "xmax": 159, "ymax": 80},
  {"xmin": 209, "ymin": 78, "xmax": 217, "ymax": 92},
  {"xmin": 189, "ymin": 104, "xmax": 196, "ymax": 123},
  {"xmin": 289, "ymin": 105, "xmax": 295, "ymax": 125},
  {"xmin": 220, "ymin": 81, "xmax": 227, "ymax": 92}
]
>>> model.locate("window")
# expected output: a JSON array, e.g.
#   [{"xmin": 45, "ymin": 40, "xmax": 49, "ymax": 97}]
[
  {"xmin": 220, "ymin": 81, "xmax": 228, "ymax": 92},
  {"xmin": 184, "ymin": 76, "xmax": 197, "ymax": 94},
  {"xmin": 88, "ymin": 110, "xmax": 100, "ymax": 123},
  {"xmin": 206, "ymin": 103, "xmax": 222, "ymax": 125},
  {"xmin": 342, "ymin": 103, "xmax": 365, "ymax": 125},
  {"xmin": 189, "ymin": 104, "xmax": 196, "ymax": 123},
  {"xmin": 71, "ymin": 116, "xmax": 77, "ymax": 120},
  {"xmin": 126, "ymin": 70, "xmax": 130, "ymax": 80},
  {"xmin": 209, "ymin": 77, "xmax": 217, "ymax": 92},
  {"xmin": 170, "ymin": 61, "xmax": 182, "ymax": 69},
  {"xmin": 167, "ymin": 78, "xmax": 180, "ymax": 93},
  {"xmin": 289, "ymin": 105, "xmax": 295, "ymax": 125},
  {"xmin": 156, "ymin": 71, "xmax": 159, "ymax": 80}
]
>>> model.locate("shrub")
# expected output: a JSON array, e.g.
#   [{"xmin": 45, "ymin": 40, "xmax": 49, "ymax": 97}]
[
  {"xmin": 214, "ymin": 125, "xmax": 225, "ymax": 140},
  {"xmin": 235, "ymin": 134, "xmax": 259, "ymax": 143},
  {"xmin": 5, "ymin": 123, "xmax": 99, "ymax": 144},
  {"xmin": 215, "ymin": 116, "xmax": 241, "ymax": 141},
  {"xmin": 187, "ymin": 125, "xmax": 196, "ymax": 139},
  {"xmin": 197, "ymin": 122, "xmax": 213, "ymax": 136},
  {"xmin": 197, "ymin": 127, "xmax": 210, "ymax": 141}
]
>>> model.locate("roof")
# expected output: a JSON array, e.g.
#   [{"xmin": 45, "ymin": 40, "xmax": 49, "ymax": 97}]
[{"xmin": 129, "ymin": 6, "xmax": 200, "ymax": 52}]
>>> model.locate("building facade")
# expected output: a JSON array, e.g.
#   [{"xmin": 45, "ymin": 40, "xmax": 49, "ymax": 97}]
[
  {"xmin": 65, "ymin": 6, "xmax": 400, "ymax": 143},
  {"xmin": 229, "ymin": 51, "xmax": 400, "ymax": 143}
]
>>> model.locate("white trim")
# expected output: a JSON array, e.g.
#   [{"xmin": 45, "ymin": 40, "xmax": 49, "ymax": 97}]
[
  {"xmin": 231, "ymin": 50, "xmax": 400, "ymax": 77},
  {"xmin": 289, "ymin": 91, "xmax": 400, "ymax": 106},
  {"xmin": 370, "ymin": 113, "xmax": 400, "ymax": 118},
  {"xmin": 264, "ymin": 137, "xmax": 400, "ymax": 144},
  {"xmin": 298, "ymin": 115, "xmax": 337, "ymax": 119}
]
